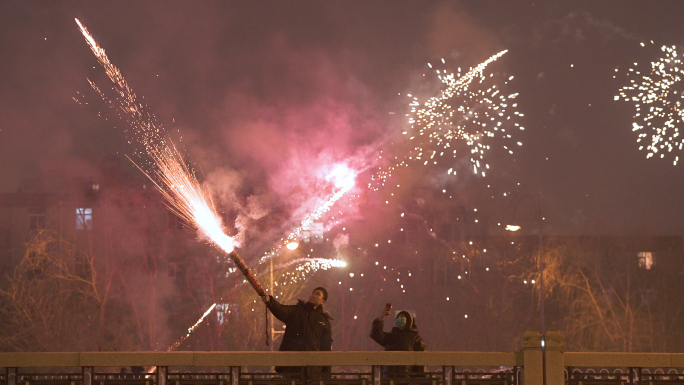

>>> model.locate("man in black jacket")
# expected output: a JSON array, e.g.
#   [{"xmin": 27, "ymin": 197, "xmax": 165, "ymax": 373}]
[
  {"xmin": 370, "ymin": 308, "xmax": 426, "ymax": 378},
  {"xmin": 261, "ymin": 287, "xmax": 333, "ymax": 382}
]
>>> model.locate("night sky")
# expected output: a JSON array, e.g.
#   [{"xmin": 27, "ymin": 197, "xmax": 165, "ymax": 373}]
[{"xmin": 2, "ymin": 1, "xmax": 684, "ymax": 237}]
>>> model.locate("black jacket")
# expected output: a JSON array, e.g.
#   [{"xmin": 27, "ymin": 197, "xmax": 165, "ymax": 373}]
[
  {"xmin": 267, "ymin": 297, "xmax": 333, "ymax": 379},
  {"xmin": 370, "ymin": 318, "xmax": 426, "ymax": 375},
  {"xmin": 267, "ymin": 297, "xmax": 333, "ymax": 352}
]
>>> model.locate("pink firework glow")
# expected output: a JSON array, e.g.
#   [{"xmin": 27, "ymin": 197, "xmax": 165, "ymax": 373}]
[
  {"xmin": 77, "ymin": 18, "xmax": 365, "ymax": 347},
  {"xmin": 260, "ymin": 162, "xmax": 358, "ymax": 262}
]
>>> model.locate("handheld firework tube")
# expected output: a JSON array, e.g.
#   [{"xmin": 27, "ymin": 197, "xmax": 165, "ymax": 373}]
[
  {"xmin": 228, "ymin": 250, "xmax": 270, "ymax": 346},
  {"xmin": 228, "ymin": 250, "xmax": 266, "ymax": 297}
]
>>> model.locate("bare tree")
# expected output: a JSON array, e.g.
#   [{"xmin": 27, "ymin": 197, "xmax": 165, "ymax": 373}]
[
  {"xmin": 0, "ymin": 230, "xmax": 106, "ymax": 351},
  {"xmin": 544, "ymin": 237, "xmax": 684, "ymax": 352}
]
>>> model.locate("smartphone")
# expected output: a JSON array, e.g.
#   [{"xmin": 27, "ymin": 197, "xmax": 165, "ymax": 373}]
[{"xmin": 384, "ymin": 303, "xmax": 392, "ymax": 312}]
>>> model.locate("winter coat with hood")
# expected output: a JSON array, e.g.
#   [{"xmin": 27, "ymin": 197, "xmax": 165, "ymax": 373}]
[{"xmin": 370, "ymin": 311, "xmax": 426, "ymax": 375}]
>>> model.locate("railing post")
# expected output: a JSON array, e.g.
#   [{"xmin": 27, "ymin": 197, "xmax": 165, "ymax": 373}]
[
  {"xmin": 443, "ymin": 366, "xmax": 452, "ymax": 385},
  {"xmin": 523, "ymin": 331, "xmax": 543, "ymax": 385},
  {"xmin": 544, "ymin": 331, "xmax": 564, "ymax": 385},
  {"xmin": 83, "ymin": 367, "xmax": 93, "ymax": 385},
  {"xmin": 157, "ymin": 366, "xmax": 167, "ymax": 385},
  {"xmin": 230, "ymin": 367, "xmax": 241, "ymax": 385},
  {"xmin": 373, "ymin": 365, "xmax": 381, "ymax": 385},
  {"xmin": 8, "ymin": 367, "xmax": 17, "ymax": 385}
]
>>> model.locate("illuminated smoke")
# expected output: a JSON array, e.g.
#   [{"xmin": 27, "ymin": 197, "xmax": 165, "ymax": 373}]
[
  {"xmin": 259, "ymin": 162, "xmax": 357, "ymax": 263},
  {"xmin": 76, "ymin": 18, "xmax": 351, "ymax": 346},
  {"xmin": 247, "ymin": 163, "xmax": 356, "ymax": 295},
  {"xmin": 616, "ymin": 42, "xmax": 684, "ymax": 165}
]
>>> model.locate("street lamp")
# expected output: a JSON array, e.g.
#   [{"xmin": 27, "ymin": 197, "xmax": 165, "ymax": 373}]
[{"xmin": 506, "ymin": 192, "xmax": 545, "ymax": 385}]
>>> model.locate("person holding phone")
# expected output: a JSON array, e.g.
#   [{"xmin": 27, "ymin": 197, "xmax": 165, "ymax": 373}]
[{"xmin": 370, "ymin": 304, "xmax": 426, "ymax": 378}]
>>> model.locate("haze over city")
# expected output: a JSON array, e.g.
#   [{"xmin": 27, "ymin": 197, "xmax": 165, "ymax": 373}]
[{"xmin": 2, "ymin": 0, "xmax": 684, "ymax": 355}]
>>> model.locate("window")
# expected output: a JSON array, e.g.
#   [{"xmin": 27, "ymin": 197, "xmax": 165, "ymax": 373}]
[
  {"xmin": 638, "ymin": 251, "xmax": 654, "ymax": 270},
  {"xmin": 602, "ymin": 288, "xmax": 616, "ymax": 305},
  {"xmin": 640, "ymin": 289, "xmax": 657, "ymax": 305},
  {"xmin": 29, "ymin": 207, "xmax": 46, "ymax": 231},
  {"xmin": 0, "ymin": 228, "xmax": 9, "ymax": 250},
  {"xmin": 76, "ymin": 208, "xmax": 93, "ymax": 230},
  {"xmin": 216, "ymin": 303, "xmax": 236, "ymax": 325},
  {"xmin": 168, "ymin": 263, "xmax": 177, "ymax": 277},
  {"xmin": 303, "ymin": 222, "xmax": 325, "ymax": 244}
]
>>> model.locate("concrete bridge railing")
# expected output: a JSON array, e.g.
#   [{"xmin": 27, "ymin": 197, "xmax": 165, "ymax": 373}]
[{"xmin": 3, "ymin": 332, "xmax": 684, "ymax": 385}]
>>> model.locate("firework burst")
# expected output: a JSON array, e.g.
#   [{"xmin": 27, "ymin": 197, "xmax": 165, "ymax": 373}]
[
  {"xmin": 371, "ymin": 50, "xmax": 524, "ymax": 189},
  {"xmin": 616, "ymin": 42, "xmax": 684, "ymax": 165}
]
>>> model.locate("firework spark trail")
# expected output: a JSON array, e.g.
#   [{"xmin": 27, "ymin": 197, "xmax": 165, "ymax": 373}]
[
  {"xmin": 78, "ymin": 17, "xmax": 352, "ymax": 263},
  {"xmin": 139, "ymin": 144, "xmax": 238, "ymax": 253},
  {"xmin": 259, "ymin": 163, "xmax": 357, "ymax": 263},
  {"xmin": 77, "ymin": 19, "xmax": 241, "ymax": 347},
  {"xmin": 77, "ymin": 18, "xmax": 351, "ymax": 346},
  {"xmin": 259, "ymin": 186, "xmax": 353, "ymax": 261},
  {"xmin": 76, "ymin": 19, "xmax": 173, "ymax": 172},
  {"xmin": 76, "ymin": 18, "xmax": 238, "ymax": 255},
  {"xmin": 273, "ymin": 258, "xmax": 347, "ymax": 270},
  {"xmin": 167, "ymin": 303, "xmax": 217, "ymax": 351},
  {"xmin": 616, "ymin": 43, "xmax": 684, "ymax": 165},
  {"xmin": 370, "ymin": 50, "xmax": 525, "ymax": 189}
]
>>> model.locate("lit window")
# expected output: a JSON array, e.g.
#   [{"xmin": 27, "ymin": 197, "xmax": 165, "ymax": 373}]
[
  {"xmin": 638, "ymin": 251, "xmax": 654, "ymax": 270},
  {"xmin": 303, "ymin": 222, "xmax": 325, "ymax": 244},
  {"xmin": 216, "ymin": 303, "xmax": 232, "ymax": 325},
  {"xmin": 29, "ymin": 207, "xmax": 46, "ymax": 231},
  {"xmin": 640, "ymin": 289, "xmax": 656, "ymax": 305},
  {"xmin": 76, "ymin": 208, "xmax": 92, "ymax": 230}
]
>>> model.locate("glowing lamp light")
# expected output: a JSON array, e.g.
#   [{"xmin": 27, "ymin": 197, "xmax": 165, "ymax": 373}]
[
  {"xmin": 286, "ymin": 242, "xmax": 299, "ymax": 250},
  {"xmin": 506, "ymin": 224, "xmax": 521, "ymax": 231}
]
